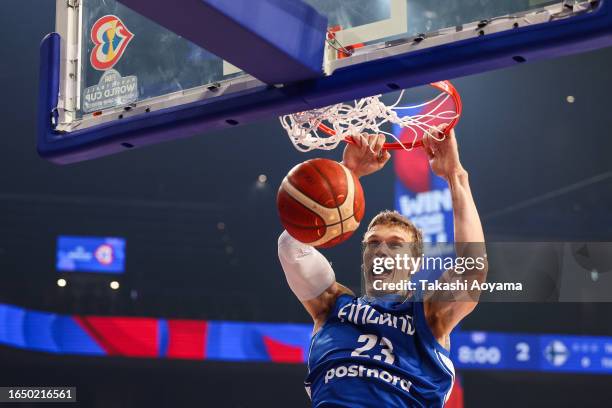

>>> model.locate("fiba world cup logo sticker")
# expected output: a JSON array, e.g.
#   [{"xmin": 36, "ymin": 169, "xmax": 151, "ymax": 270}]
[
  {"xmin": 94, "ymin": 244, "xmax": 115, "ymax": 266},
  {"xmin": 90, "ymin": 15, "xmax": 134, "ymax": 71}
]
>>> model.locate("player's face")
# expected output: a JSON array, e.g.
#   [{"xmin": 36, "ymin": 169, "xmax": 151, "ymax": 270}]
[{"xmin": 362, "ymin": 225, "xmax": 417, "ymax": 299}]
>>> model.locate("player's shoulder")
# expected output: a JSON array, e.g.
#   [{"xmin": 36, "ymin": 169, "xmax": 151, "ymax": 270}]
[
  {"xmin": 312, "ymin": 285, "xmax": 356, "ymax": 334},
  {"xmin": 334, "ymin": 282, "xmax": 356, "ymax": 299},
  {"xmin": 324, "ymin": 282, "xmax": 357, "ymax": 315}
]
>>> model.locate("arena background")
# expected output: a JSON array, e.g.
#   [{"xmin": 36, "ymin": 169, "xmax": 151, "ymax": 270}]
[{"xmin": 1, "ymin": 1, "xmax": 612, "ymax": 406}]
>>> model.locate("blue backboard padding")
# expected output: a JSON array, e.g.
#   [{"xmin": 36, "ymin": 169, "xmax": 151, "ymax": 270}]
[
  {"xmin": 118, "ymin": 0, "xmax": 326, "ymax": 84},
  {"xmin": 206, "ymin": 320, "xmax": 311, "ymax": 362},
  {"xmin": 37, "ymin": 33, "xmax": 60, "ymax": 155}
]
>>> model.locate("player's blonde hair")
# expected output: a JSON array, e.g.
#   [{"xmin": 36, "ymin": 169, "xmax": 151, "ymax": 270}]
[{"xmin": 365, "ymin": 210, "xmax": 424, "ymax": 255}]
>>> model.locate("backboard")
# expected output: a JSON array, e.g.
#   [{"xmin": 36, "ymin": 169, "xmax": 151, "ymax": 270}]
[{"xmin": 39, "ymin": 0, "xmax": 611, "ymax": 163}]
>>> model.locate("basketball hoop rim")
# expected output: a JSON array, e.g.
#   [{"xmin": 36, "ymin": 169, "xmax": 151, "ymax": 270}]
[{"xmin": 317, "ymin": 80, "xmax": 462, "ymax": 151}]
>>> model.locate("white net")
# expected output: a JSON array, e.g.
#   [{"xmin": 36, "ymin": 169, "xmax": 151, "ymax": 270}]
[{"xmin": 279, "ymin": 88, "xmax": 460, "ymax": 152}]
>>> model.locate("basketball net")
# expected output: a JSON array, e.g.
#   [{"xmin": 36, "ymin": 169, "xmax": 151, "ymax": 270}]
[{"xmin": 279, "ymin": 80, "xmax": 462, "ymax": 152}]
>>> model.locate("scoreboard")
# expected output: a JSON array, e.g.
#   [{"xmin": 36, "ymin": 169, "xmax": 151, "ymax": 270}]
[
  {"xmin": 452, "ymin": 331, "xmax": 612, "ymax": 374},
  {"xmin": 56, "ymin": 235, "xmax": 126, "ymax": 274}
]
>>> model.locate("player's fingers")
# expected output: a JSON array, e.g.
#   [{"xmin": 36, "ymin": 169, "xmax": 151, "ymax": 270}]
[
  {"xmin": 422, "ymin": 132, "xmax": 435, "ymax": 158},
  {"xmin": 427, "ymin": 145, "xmax": 436, "ymax": 159},
  {"xmin": 436, "ymin": 126, "xmax": 454, "ymax": 152},
  {"xmin": 353, "ymin": 133, "xmax": 363, "ymax": 148},
  {"xmin": 439, "ymin": 125, "xmax": 454, "ymax": 144},
  {"xmin": 378, "ymin": 150, "xmax": 391, "ymax": 164},
  {"xmin": 358, "ymin": 134, "xmax": 368, "ymax": 153},
  {"xmin": 367, "ymin": 134, "xmax": 378, "ymax": 152},
  {"xmin": 373, "ymin": 134, "xmax": 385, "ymax": 155},
  {"xmin": 433, "ymin": 125, "xmax": 445, "ymax": 140}
]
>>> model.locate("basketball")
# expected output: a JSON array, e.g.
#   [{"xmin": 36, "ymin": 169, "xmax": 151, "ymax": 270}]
[{"xmin": 277, "ymin": 158, "xmax": 365, "ymax": 248}]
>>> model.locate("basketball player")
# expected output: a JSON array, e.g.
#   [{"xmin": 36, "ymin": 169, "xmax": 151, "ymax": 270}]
[{"xmin": 278, "ymin": 129, "xmax": 487, "ymax": 407}]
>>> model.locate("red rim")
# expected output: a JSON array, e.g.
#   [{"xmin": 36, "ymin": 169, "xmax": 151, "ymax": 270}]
[{"xmin": 317, "ymin": 80, "xmax": 462, "ymax": 151}]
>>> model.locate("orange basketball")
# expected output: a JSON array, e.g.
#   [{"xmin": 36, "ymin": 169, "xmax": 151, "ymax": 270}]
[{"xmin": 277, "ymin": 158, "xmax": 365, "ymax": 248}]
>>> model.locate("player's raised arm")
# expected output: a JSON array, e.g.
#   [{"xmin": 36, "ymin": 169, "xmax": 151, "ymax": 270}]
[
  {"xmin": 277, "ymin": 134, "xmax": 391, "ymax": 331},
  {"xmin": 422, "ymin": 128, "xmax": 488, "ymax": 343}
]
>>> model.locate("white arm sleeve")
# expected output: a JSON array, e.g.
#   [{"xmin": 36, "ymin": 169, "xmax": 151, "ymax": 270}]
[{"xmin": 277, "ymin": 230, "xmax": 336, "ymax": 301}]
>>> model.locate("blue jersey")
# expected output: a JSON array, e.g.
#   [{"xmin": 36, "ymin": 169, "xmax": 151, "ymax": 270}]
[{"xmin": 306, "ymin": 295, "xmax": 454, "ymax": 408}]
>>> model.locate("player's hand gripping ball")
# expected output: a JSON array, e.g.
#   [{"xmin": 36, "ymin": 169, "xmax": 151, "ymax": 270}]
[{"xmin": 277, "ymin": 158, "xmax": 365, "ymax": 248}]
